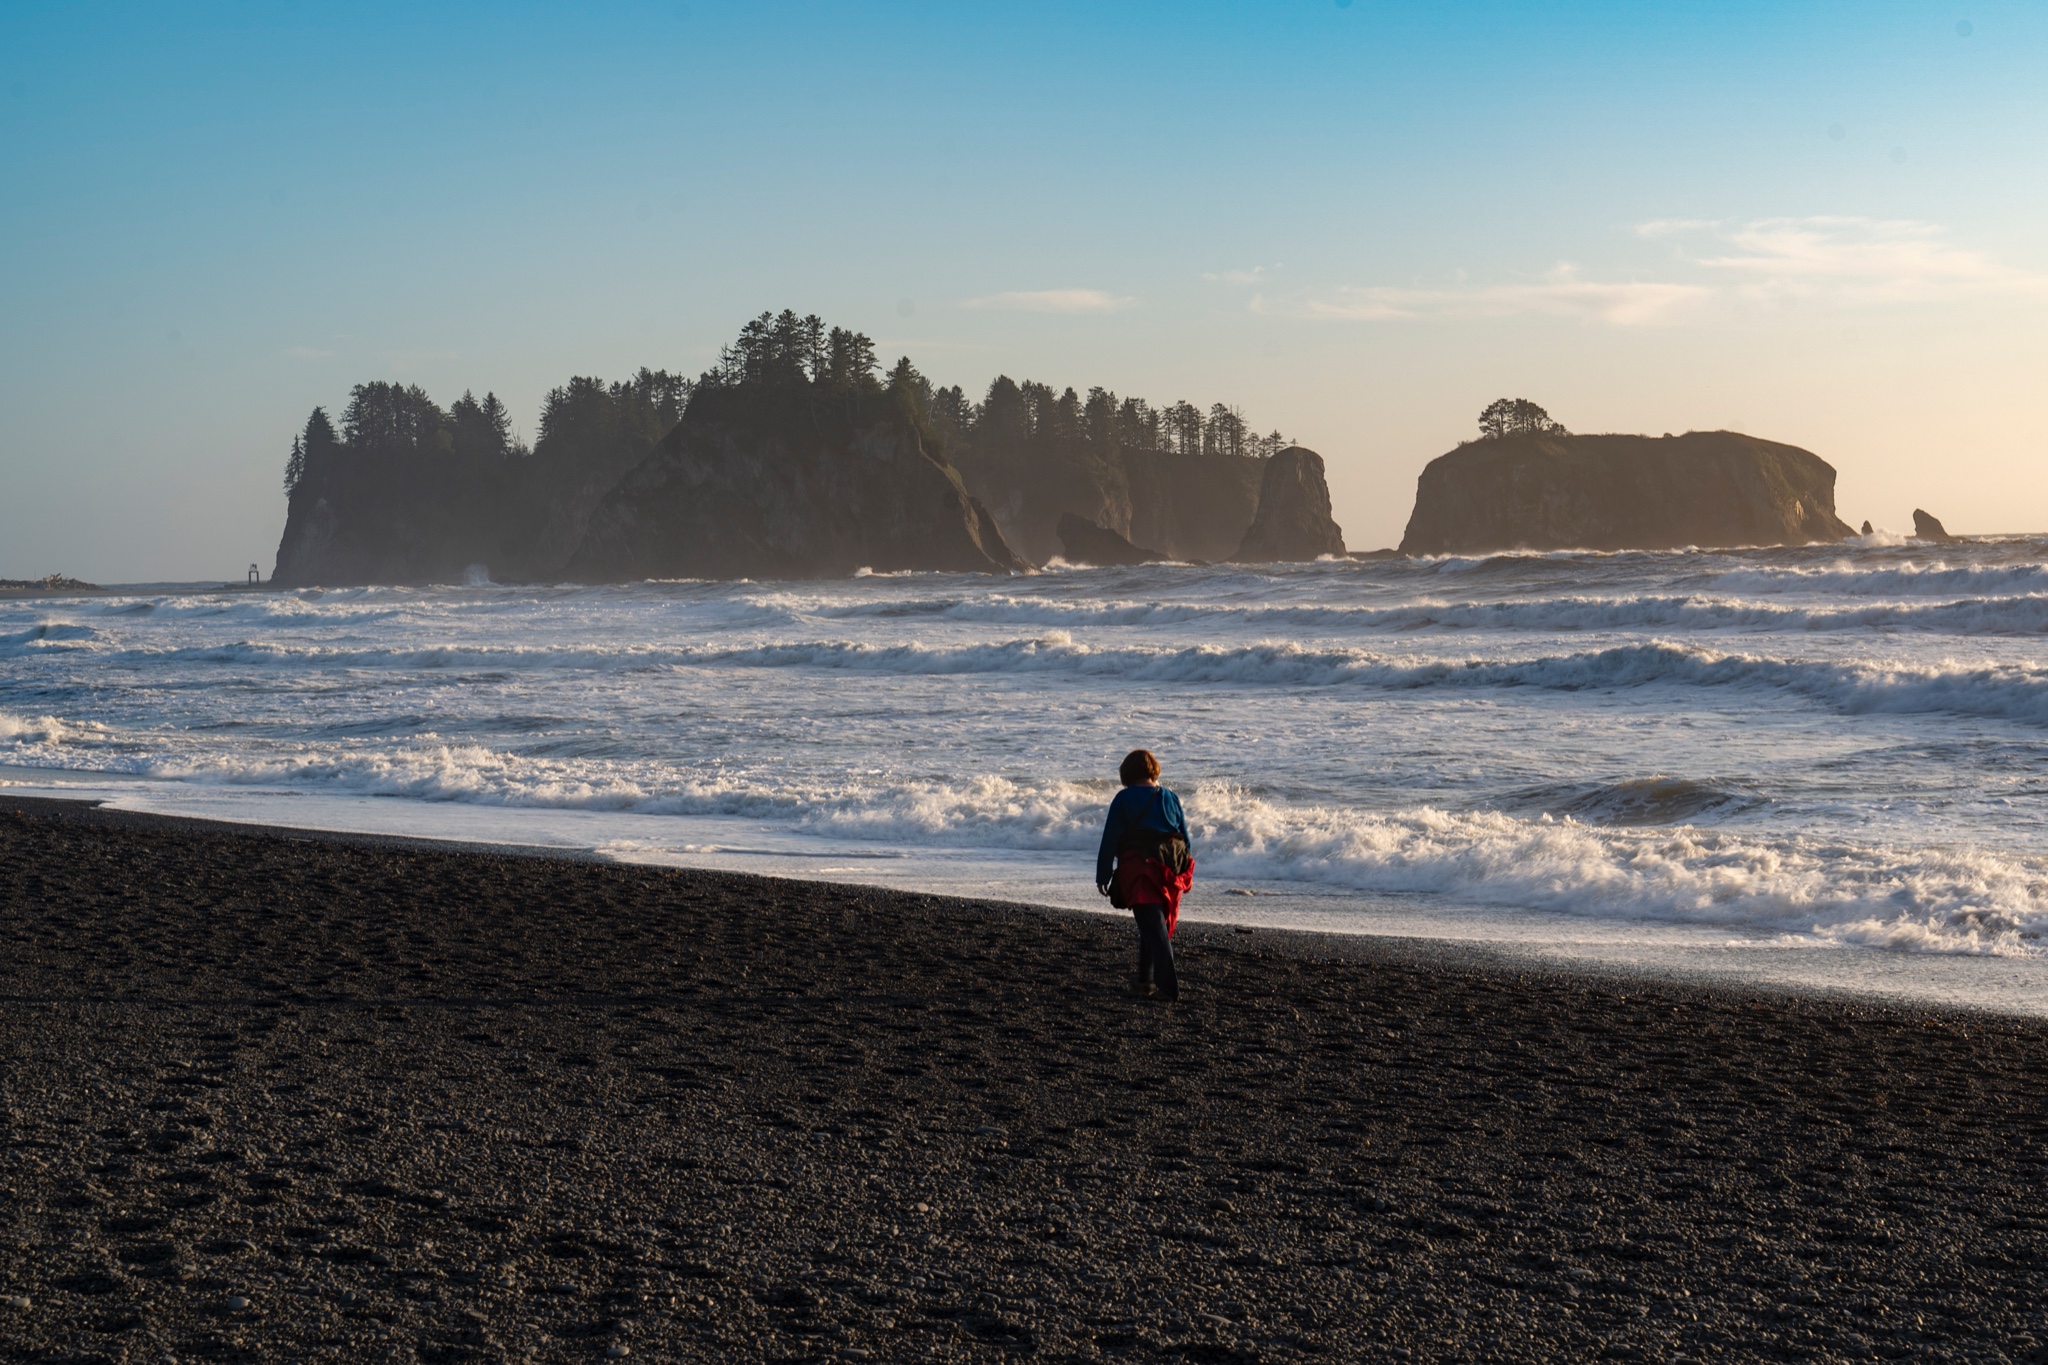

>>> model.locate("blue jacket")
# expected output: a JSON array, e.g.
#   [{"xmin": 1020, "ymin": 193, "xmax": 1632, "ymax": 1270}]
[{"xmin": 1096, "ymin": 784, "xmax": 1192, "ymax": 888}]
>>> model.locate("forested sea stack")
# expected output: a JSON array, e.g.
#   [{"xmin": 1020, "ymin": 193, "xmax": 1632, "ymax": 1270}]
[
  {"xmin": 269, "ymin": 311, "xmax": 1309, "ymax": 585},
  {"xmin": 1399, "ymin": 421, "xmax": 1854, "ymax": 556},
  {"xmin": 271, "ymin": 314, "xmax": 1027, "ymax": 585}
]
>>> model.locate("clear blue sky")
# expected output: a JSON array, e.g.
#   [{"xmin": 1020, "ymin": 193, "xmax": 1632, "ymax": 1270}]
[{"xmin": 3, "ymin": 0, "xmax": 2044, "ymax": 577}]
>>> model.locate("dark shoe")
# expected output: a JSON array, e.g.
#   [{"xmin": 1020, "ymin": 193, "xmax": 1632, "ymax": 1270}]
[{"xmin": 1130, "ymin": 977, "xmax": 1157, "ymax": 999}]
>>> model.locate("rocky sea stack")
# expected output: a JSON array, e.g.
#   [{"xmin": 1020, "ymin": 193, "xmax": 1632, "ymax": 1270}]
[
  {"xmin": 1399, "ymin": 431, "xmax": 1854, "ymax": 556},
  {"xmin": 1912, "ymin": 509, "xmax": 1959, "ymax": 543},
  {"xmin": 1232, "ymin": 446, "xmax": 1346, "ymax": 562}
]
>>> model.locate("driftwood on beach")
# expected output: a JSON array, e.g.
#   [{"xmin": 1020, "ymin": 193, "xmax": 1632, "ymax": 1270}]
[{"xmin": 1, "ymin": 796, "xmax": 2043, "ymax": 1362}]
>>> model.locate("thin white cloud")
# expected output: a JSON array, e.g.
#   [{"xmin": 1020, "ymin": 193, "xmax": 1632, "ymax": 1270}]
[
  {"xmin": 1280, "ymin": 217, "xmax": 2042, "ymax": 327},
  {"xmin": 1287, "ymin": 265, "xmax": 1711, "ymax": 327},
  {"xmin": 1685, "ymin": 216, "xmax": 2048, "ymax": 302},
  {"xmin": 1633, "ymin": 218, "xmax": 1718, "ymax": 239},
  {"xmin": 1202, "ymin": 266, "xmax": 1273, "ymax": 285},
  {"xmin": 962, "ymin": 289, "xmax": 1137, "ymax": 314}
]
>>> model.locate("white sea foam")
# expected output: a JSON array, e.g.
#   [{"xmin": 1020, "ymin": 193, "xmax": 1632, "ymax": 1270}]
[
  {"xmin": 772, "ymin": 588, "xmax": 2048, "ymax": 636},
  {"xmin": 64, "ymin": 739, "xmax": 2048, "ymax": 957},
  {"xmin": 0, "ymin": 709, "xmax": 107, "ymax": 748},
  {"xmin": 1185, "ymin": 784, "xmax": 2048, "ymax": 957},
  {"xmin": 1704, "ymin": 560, "xmax": 2048, "ymax": 598}
]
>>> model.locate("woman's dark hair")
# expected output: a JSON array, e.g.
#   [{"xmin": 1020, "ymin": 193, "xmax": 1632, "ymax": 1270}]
[{"xmin": 1119, "ymin": 749, "xmax": 1161, "ymax": 786}]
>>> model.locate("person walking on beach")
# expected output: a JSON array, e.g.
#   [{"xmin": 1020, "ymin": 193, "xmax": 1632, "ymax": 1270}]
[{"xmin": 1096, "ymin": 748, "xmax": 1195, "ymax": 1001}]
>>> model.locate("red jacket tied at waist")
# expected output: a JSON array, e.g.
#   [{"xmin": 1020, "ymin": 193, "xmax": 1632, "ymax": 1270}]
[{"xmin": 1113, "ymin": 853, "xmax": 1195, "ymax": 936}]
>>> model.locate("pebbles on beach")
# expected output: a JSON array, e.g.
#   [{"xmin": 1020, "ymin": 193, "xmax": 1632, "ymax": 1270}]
[{"xmin": 1, "ymin": 796, "xmax": 2046, "ymax": 1363}]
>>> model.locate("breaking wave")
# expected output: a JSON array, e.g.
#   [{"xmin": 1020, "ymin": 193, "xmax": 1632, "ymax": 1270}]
[
  {"xmin": 1501, "ymin": 777, "xmax": 1766, "ymax": 826},
  {"xmin": 0, "ymin": 709, "xmax": 109, "ymax": 748},
  {"xmin": 32, "ymin": 634, "xmax": 2048, "ymax": 725},
  {"xmin": 685, "ymin": 639, "xmax": 2048, "ymax": 726},
  {"xmin": 1702, "ymin": 560, "xmax": 2048, "ymax": 599},
  {"xmin": 32, "ymin": 738, "xmax": 2047, "ymax": 957},
  {"xmin": 774, "ymin": 589, "xmax": 2048, "ymax": 636},
  {"xmin": 1185, "ymin": 785, "xmax": 2048, "ymax": 958},
  {"xmin": 0, "ymin": 622, "xmax": 101, "ymax": 655}
]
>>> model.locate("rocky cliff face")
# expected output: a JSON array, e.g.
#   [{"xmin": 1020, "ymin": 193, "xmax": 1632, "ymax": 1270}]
[
  {"xmin": 566, "ymin": 415, "xmax": 1026, "ymax": 580},
  {"xmin": 272, "ymin": 446, "xmax": 539, "ymax": 587},
  {"xmin": 274, "ymin": 403, "xmax": 1026, "ymax": 586},
  {"xmin": 1232, "ymin": 448, "xmax": 1346, "ymax": 562},
  {"xmin": 1398, "ymin": 432, "xmax": 1853, "ymax": 556},
  {"xmin": 951, "ymin": 444, "xmax": 1264, "ymax": 565}
]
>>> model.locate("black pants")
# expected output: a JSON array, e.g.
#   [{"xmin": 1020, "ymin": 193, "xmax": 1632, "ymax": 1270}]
[{"xmin": 1132, "ymin": 904, "xmax": 1178, "ymax": 999}]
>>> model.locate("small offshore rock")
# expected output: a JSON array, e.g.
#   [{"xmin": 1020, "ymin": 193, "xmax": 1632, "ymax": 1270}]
[
  {"xmin": 1912, "ymin": 508, "xmax": 1958, "ymax": 542},
  {"xmin": 1055, "ymin": 513, "xmax": 1167, "ymax": 568}
]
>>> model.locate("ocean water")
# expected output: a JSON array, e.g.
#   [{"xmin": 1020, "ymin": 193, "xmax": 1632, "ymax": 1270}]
[{"xmin": 6, "ymin": 537, "xmax": 2048, "ymax": 1014}]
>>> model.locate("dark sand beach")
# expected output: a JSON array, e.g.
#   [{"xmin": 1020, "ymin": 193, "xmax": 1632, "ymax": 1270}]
[{"xmin": 1, "ymin": 795, "xmax": 2044, "ymax": 1364}]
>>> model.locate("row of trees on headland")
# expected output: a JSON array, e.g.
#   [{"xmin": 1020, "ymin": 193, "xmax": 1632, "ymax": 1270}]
[
  {"xmin": 284, "ymin": 373, "xmax": 692, "ymax": 493},
  {"xmin": 696, "ymin": 310, "xmax": 1292, "ymax": 459},
  {"xmin": 1476, "ymin": 397, "xmax": 1568, "ymax": 441},
  {"xmin": 285, "ymin": 311, "xmax": 1291, "ymax": 493}
]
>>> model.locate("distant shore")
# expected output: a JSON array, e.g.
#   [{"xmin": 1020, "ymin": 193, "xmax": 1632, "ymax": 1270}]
[
  {"xmin": 0, "ymin": 579, "xmax": 273, "ymax": 598},
  {"xmin": 0, "ymin": 577, "xmax": 104, "ymax": 598},
  {"xmin": 2, "ymin": 795, "xmax": 2044, "ymax": 1362}
]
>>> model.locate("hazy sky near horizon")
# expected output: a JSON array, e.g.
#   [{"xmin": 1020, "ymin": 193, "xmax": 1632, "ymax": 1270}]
[{"xmin": 3, "ymin": 0, "xmax": 2045, "ymax": 579}]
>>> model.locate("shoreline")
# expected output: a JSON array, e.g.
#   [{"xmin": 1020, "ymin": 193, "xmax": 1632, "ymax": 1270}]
[
  {"xmin": 3, "ymin": 795, "xmax": 2046, "ymax": 1362},
  {"xmin": 7, "ymin": 784, "xmax": 2043, "ymax": 1024}
]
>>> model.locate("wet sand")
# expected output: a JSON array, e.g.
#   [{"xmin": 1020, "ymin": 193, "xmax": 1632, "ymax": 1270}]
[{"xmin": 1, "ymin": 795, "xmax": 2044, "ymax": 1364}]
